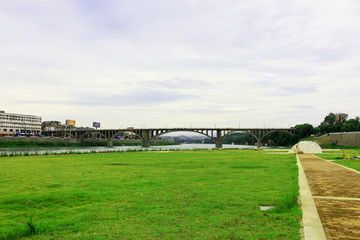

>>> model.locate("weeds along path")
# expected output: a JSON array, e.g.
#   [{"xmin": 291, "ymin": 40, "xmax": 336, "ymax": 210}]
[{"xmin": 299, "ymin": 154, "xmax": 360, "ymax": 240}]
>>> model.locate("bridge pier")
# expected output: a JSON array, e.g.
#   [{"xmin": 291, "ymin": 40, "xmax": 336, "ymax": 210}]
[
  {"xmin": 256, "ymin": 139, "xmax": 261, "ymax": 148},
  {"xmin": 141, "ymin": 130, "xmax": 150, "ymax": 148},
  {"xmin": 252, "ymin": 130, "xmax": 263, "ymax": 148},
  {"xmin": 107, "ymin": 139, "xmax": 113, "ymax": 147},
  {"xmin": 215, "ymin": 130, "xmax": 223, "ymax": 148},
  {"xmin": 105, "ymin": 131, "xmax": 115, "ymax": 147},
  {"xmin": 142, "ymin": 139, "xmax": 150, "ymax": 147}
]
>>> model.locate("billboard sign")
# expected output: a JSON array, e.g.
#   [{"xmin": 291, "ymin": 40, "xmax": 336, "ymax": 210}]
[
  {"xmin": 93, "ymin": 122, "xmax": 100, "ymax": 128},
  {"xmin": 65, "ymin": 120, "xmax": 76, "ymax": 126}
]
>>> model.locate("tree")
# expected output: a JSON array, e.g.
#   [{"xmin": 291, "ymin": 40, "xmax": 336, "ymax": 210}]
[
  {"xmin": 321, "ymin": 112, "xmax": 348, "ymax": 125},
  {"xmin": 317, "ymin": 112, "xmax": 349, "ymax": 134},
  {"xmin": 342, "ymin": 117, "xmax": 360, "ymax": 132},
  {"xmin": 323, "ymin": 113, "xmax": 336, "ymax": 125},
  {"xmin": 262, "ymin": 132, "xmax": 298, "ymax": 147},
  {"xmin": 295, "ymin": 123, "xmax": 315, "ymax": 139}
]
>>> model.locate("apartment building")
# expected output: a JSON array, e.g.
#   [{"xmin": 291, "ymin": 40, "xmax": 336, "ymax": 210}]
[{"xmin": 0, "ymin": 111, "xmax": 42, "ymax": 136}]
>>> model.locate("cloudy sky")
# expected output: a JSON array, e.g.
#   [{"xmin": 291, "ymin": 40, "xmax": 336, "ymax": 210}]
[{"xmin": 1, "ymin": 0, "xmax": 359, "ymax": 129}]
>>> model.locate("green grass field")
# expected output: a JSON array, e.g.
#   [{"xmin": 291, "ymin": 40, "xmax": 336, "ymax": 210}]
[{"xmin": 0, "ymin": 150, "xmax": 301, "ymax": 239}]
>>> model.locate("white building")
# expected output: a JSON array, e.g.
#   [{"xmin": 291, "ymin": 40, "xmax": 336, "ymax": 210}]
[{"xmin": 0, "ymin": 111, "xmax": 42, "ymax": 136}]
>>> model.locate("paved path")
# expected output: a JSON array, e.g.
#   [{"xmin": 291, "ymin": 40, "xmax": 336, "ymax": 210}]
[{"xmin": 299, "ymin": 154, "xmax": 360, "ymax": 240}]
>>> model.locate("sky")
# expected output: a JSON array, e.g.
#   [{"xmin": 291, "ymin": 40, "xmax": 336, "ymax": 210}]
[{"xmin": 1, "ymin": 0, "xmax": 360, "ymax": 129}]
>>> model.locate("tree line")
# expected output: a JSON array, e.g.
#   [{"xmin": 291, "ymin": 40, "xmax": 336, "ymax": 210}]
[{"xmin": 223, "ymin": 112, "xmax": 360, "ymax": 147}]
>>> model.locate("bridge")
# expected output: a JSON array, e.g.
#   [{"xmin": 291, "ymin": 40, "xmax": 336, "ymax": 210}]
[{"xmin": 42, "ymin": 127, "xmax": 296, "ymax": 148}]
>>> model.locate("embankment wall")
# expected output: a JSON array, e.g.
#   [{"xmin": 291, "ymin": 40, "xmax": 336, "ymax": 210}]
[{"xmin": 315, "ymin": 132, "xmax": 360, "ymax": 147}]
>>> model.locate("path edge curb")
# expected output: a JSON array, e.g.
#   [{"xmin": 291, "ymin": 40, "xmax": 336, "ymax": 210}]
[{"xmin": 297, "ymin": 154, "xmax": 327, "ymax": 240}]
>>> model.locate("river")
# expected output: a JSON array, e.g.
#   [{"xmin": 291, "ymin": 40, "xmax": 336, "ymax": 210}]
[{"xmin": 0, "ymin": 143, "xmax": 257, "ymax": 155}]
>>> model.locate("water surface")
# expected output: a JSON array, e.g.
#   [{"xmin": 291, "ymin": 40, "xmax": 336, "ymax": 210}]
[{"xmin": 0, "ymin": 143, "xmax": 257, "ymax": 155}]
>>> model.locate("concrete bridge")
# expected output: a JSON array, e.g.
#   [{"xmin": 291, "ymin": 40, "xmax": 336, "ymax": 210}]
[{"xmin": 42, "ymin": 127, "xmax": 295, "ymax": 148}]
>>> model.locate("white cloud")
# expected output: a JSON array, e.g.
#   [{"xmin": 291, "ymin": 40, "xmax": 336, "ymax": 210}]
[{"xmin": 1, "ymin": 0, "xmax": 360, "ymax": 128}]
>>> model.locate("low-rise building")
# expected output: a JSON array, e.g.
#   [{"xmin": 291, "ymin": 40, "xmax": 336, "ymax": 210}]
[
  {"xmin": 42, "ymin": 121, "xmax": 63, "ymax": 131},
  {"xmin": 0, "ymin": 110, "xmax": 42, "ymax": 136}
]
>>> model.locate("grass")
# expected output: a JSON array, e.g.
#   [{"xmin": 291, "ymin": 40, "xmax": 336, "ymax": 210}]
[
  {"xmin": 0, "ymin": 150, "xmax": 301, "ymax": 239},
  {"xmin": 320, "ymin": 144, "xmax": 360, "ymax": 149},
  {"xmin": 0, "ymin": 148, "xmax": 183, "ymax": 158}
]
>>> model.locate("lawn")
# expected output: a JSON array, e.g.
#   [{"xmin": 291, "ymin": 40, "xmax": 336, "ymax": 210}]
[{"xmin": 0, "ymin": 150, "xmax": 301, "ymax": 239}]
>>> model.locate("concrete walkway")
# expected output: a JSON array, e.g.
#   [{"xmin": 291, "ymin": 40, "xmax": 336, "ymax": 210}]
[{"xmin": 299, "ymin": 154, "xmax": 360, "ymax": 240}]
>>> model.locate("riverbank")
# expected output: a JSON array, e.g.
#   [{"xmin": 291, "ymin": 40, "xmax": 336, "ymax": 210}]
[
  {"xmin": 0, "ymin": 143, "xmax": 258, "ymax": 157},
  {"xmin": 0, "ymin": 140, "xmax": 178, "ymax": 148}
]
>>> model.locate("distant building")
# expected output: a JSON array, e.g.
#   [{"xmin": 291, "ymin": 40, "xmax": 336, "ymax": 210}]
[
  {"xmin": 42, "ymin": 121, "xmax": 63, "ymax": 131},
  {"xmin": 0, "ymin": 111, "xmax": 42, "ymax": 136}
]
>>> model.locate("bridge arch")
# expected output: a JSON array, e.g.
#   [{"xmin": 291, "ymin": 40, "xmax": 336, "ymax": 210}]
[
  {"xmin": 133, "ymin": 129, "xmax": 223, "ymax": 147},
  {"xmin": 260, "ymin": 129, "xmax": 294, "ymax": 139},
  {"xmin": 109, "ymin": 131, "xmax": 128, "ymax": 140},
  {"xmin": 222, "ymin": 129, "xmax": 295, "ymax": 147},
  {"xmin": 222, "ymin": 130, "xmax": 258, "ymax": 145},
  {"xmin": 104, "ymin": 130, "xmax": 138, "ymax": 147},
  {"xmin": 150, "ymin": 130, "xmax": 214, "ymax": 140},
  {"xmin": 223, "ymin": 130, "xmax": 257, "ymax": 139},
  {"xmin": 261, "ymin": 130, "xmax": 298, "ymax": 146},
  {"xmin": 150, "ymin": 130, "xmax": 217, "ymax": 146},
  {"xmin": 78, "ymin": 131, "xmax": 107, "ymax": 142}
]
